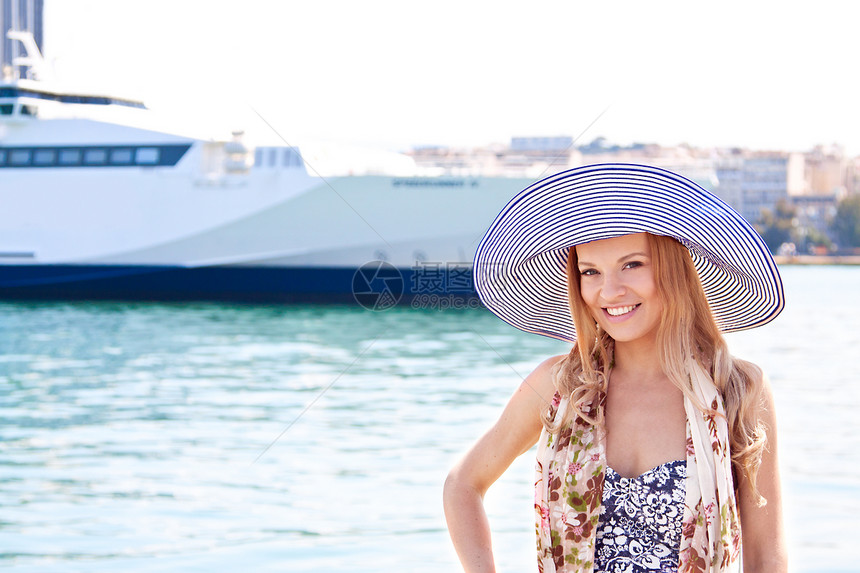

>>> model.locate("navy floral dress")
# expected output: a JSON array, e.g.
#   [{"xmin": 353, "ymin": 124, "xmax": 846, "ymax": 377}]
[{"xmin": 594, "ymin": 460, "xmax": 687, "ymax": 573}]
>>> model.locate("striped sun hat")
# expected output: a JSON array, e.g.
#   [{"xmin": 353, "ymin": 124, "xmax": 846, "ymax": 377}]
[{"xmin": 474, "ymin": 163, "xmax": 785, "ymax": 342}]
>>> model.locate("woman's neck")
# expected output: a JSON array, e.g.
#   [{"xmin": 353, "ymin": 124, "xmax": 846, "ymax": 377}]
[{"xmin": 612, "ymin": 337, "xmax": 665, "ymax": 381}]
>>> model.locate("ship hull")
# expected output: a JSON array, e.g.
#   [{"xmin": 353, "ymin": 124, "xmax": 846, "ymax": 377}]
[
  {"xmin": 0, "ymin": 264, "xmax": 359, "ymax": 303},
  {"xmin": 1, "ymin": 105, "xmax": 537, "ymax": 305},
  {"xmin": 0, "ymin": 262, "xmax": 489, "ymax": 307},
  {"xmin": 0, "ymin": 162, "xmax": 533, "ymax": 303}
]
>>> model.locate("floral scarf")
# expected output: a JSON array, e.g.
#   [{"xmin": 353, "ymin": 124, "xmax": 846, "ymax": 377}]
[{"xmin": 534, "ymin": 361, "xmax": 741, "ymax": 572}]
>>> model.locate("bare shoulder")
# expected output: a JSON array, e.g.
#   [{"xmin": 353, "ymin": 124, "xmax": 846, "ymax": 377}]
[
  {"xmin": 491, "ymin": 353, "xmax": 567, "ymax": 459},
  {"xmin": 758, "ymin": 370, "xmax": 777, "ymax": 410},
  {"xmin": 445, "ymin": 353, "xmax": 570, "ymax": 490},
  {"xmin": 734, "ymin": 362, "xmax": 788, "ymax": 570},
  {"xmin": 516, "ymin": 353, "xmax": 566, "ymax": 406},
  {"xmin": 736, "ymin": 358, "xmax": 778, "ymax": 421},
  {"xmin": 496, "ymin": 353, "xmax": 568, "ymax": 443}
]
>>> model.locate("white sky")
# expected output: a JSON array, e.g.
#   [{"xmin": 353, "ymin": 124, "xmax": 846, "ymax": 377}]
[{"xmin": 41, "ymin": 0, "xmax": 860, "ymax": 155}]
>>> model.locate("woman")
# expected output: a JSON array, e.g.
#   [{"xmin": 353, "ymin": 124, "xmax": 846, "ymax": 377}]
[{"xmin": 443, "ymin": 164, "xmax": 787, "ymax": 572}]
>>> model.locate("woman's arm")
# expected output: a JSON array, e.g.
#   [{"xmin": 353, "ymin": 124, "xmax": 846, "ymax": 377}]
[
  {"xmin": 737, "ymin": 375, "xmax": 789, "ymax": 572},
  {"xmin": 443, "ymin": 355, "xmax": 562, "ymax": 573}
]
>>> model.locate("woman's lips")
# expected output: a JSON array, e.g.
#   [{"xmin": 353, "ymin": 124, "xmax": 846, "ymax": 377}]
[{"xmin": 603, "ymin": 303, "xmax": 640, "ymax": 320}]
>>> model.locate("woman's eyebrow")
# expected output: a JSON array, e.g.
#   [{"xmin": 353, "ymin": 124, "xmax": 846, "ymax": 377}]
[
  {"xmin": 618, "ymin": 251, "xmax": 648, "ymax": 262},
  {"xmin": 577, "ymin": 251, "xmax": 648, "ymax": 267}
]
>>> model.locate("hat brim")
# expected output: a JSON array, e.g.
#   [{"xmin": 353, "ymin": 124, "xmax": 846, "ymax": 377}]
[{"xmin": 474, "ymin": 163, "xmax": 785, "ymax": 342}]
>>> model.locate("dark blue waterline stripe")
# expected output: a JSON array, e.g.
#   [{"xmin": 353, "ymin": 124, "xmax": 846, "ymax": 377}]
[{"xmin": 0, "ymin": 264, "xmax": 479, "ymax": 304}]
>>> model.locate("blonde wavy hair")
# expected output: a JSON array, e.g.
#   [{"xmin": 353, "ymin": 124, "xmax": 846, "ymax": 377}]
[{"xmin": 544, "ymin": 233, "xmax": 768, "ymax": 503}]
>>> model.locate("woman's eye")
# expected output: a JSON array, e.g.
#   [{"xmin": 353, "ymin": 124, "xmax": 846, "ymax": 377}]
[
  {"xmin": 579, "ymin": 268, "xmax": 598, "ymax": 276},
  {"xmin": 623, "ymin": 261, "xmax": 643, "ymax": 270}
]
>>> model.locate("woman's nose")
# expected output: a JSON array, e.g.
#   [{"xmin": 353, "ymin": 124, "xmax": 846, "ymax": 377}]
[{"xmin": 600, "ymin": 273, "xmax": 626, "ymax": 300}]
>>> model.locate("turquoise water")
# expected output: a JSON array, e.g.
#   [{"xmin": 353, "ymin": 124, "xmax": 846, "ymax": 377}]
[{"xmin": 0, "ymin": 266, "xmax": 858, "ymax": 572}]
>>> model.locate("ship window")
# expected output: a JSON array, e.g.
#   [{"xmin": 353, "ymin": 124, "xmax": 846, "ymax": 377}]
[
  {"xmin": 135, "ymin": 147, "xmax": 160, "ymax": 164},
  {"xmin": 254, "ymin": 148, "xmax": 263, "ymax": 167},
  {"xmin": 84, "ymin": 149, "xmax": 108, "ymax": 164},
  {"xmin": 59, "ymin": 149, "xmax": 82, "ymax": 165},
  {"xmin": 33, "ymin": 149, "xmax": 56, "ymax": 165},
  {"xmin": 110, "ymin": 149, "xmax": 133, "ymax": 164},
  {"xmin": 268, "ymin": 148, "xmax": 277, "ymax": 167},
  {"xmin": 20, "ymin": 105, "xmax": 37, "ymax": 116},
  {"xmin": 10, "ymin": 150, "xmax": 31, "ymax": 165},
  {"xmin": 0, "ymin": 144, "xmax": 189, "ymax": 169},
  {"xmin": 0, "ymin": 104, "xmax": 13, "ymax": 115}
]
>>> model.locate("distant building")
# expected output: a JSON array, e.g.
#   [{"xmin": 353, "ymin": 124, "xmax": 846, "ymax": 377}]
[
  {"xmin": 714, "ymin": 152, "xmax": 804, "ymax": 224},
  {"xmin": 577, "ymin": 143, "xmax": 719, "ymax": 194},
  {"xmin": 804, "ymin": 144, "xmax": 849, "ymax": 197},
  {"xmin": 510, "ymin": 136, "xmax": 574, "ymax": 152},
  {"xmin": 407, "ymin": 138, "xmax": 856, "ymax": 236},
  {"xmin": 1, "ymin": 0, "xmax": 43, "ymax": 78},
  {"xmin": 408, "ymin": 137, "xmax": 581, "ymax": 177},
  {"xmin": 847, "ymin": 157, "xmax": 860, "ymax": 196},
  {"xmin": 713, "ymin": 157, "xmax": 744, "ymax": 210}
]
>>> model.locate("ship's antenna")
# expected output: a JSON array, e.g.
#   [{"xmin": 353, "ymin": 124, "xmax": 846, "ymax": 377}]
[{"xmin": 6, "ymin": 30, "xmax": 52, "ymax": 81}]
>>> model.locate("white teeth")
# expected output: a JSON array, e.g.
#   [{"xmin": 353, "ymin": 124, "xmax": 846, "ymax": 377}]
[{"xmin": 606, "ymin": 305, "xmax": 636, "ymax": 316}]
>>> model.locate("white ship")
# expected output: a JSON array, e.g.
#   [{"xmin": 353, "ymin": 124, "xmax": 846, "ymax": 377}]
[{"xmin": 0, "ymin": 24, "xmax": 547, "ymax": 303}]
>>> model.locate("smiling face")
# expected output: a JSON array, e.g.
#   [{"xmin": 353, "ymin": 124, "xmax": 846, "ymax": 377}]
[{"xmin": 574, "ymin": 233, "xmax": 664, "ymax": 346}]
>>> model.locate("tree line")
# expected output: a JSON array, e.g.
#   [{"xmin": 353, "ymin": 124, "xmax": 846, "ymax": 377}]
[{"xmin": 756, "ymin": 194, "xmax": 860, "ymax": 255}]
